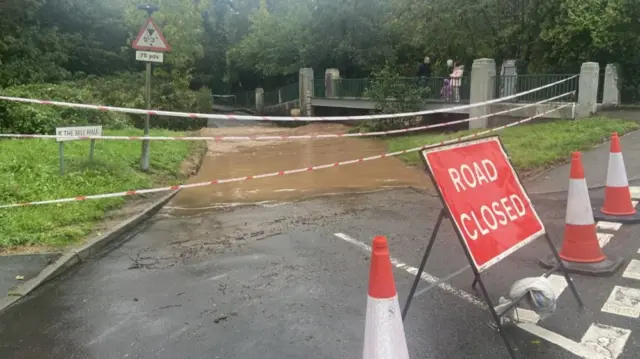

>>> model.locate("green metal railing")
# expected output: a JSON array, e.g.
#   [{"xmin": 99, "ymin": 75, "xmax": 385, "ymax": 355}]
[
  {"xmin": 229, "ymin": 90, "xmax": 255, "ymax": 108},
  {"xmin": 263, "ymin": 82, "xmax": 299, "ymax": 107},
  {"xmin": 313, "ymin": 76, "xmax": 471, "ymax": 102},
  {"xmin": 494, "ymin": 74, "xmax": 578, "ymax": 102},
  {"xmin": 279, "ymin": 82, "xmax": 299, "ymax": 103},
  {"xmin": 229, "ymin": 73, "xmax": 578, "ymax": 110}
]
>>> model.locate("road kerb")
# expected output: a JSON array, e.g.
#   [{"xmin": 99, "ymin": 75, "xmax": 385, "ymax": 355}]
[{"xmin": 0, "ymin": 190, "xmax": 180, "ymax": 313}]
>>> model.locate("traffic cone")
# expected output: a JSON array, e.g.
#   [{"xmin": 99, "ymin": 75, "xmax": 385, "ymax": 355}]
[
  {"xmin": 539, "ymin": 152, "xmax": 622, "ymax": 276},
  {"xmin": 363, "ymin": 236, "xmax": 410, "ymax": 359},
  {"xmin": 594, "ymin": 132, "xmax": 639, "ymax": 222}
]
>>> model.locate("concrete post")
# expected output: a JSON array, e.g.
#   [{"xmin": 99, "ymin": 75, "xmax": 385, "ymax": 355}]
[
  {"xmin": 299, "ymin": 68, "xmax": 314, "ymax": 116},
  {"xmin": 325, "ymin": 68, "xmax": 340, "ymax": 98},
  {"xmin": 469, "ymin": 58, "xmax": 497, "ymax": 129},
  {"xmin": 500, "ymin": 60, "xmax": 517, "ymax": 98},
  {"xmin": 576, "ymin": 62, "xmax": 599, "ymax": 118},
  {"xmin": 255, "ymin": 87, "xmax": 264, "ymax": 111},
  {"xmin": 602, "ymin": 63, "xmax": 620, "ymax": 107}
]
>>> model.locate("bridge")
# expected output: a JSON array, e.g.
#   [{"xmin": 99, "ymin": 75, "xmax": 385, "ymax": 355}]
[{"xmin": 215, "ymin": 59, "xmax": 620, "ymax": 128}]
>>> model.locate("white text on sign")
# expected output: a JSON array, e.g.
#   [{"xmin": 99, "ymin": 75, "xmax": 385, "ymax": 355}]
[
  {"xmin": 135, "ymin": 51, "xmax": 164, "ymax": 63},
  {"xmin": 55, "ymin": 126, "xmax": 103, "ymax": 142},
  {"xmin": 448, "ymin": 160, "xmax": 527, "ymax": 240}
]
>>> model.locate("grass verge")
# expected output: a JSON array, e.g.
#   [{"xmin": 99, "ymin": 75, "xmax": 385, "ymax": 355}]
[
  {"xmin": 0, "ymin": 128, "xmax": 204, "ymax": 249},
  {"xmin": 386, "ymin": 117, "xmax": 639, "ymax": 171}
]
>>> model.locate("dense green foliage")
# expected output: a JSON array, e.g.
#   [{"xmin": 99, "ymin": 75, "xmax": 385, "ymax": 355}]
[{"xmin": 2, "ymin": 0, "xmax": 640, "ymax": 109}]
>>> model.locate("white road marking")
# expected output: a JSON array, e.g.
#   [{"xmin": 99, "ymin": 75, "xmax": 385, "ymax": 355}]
[
  {"xmin": 597, "ymin": 233, "xmax": 615, "ymax": 247},
  {"xmin": 630, "ymin": 186, "xmax": 640, "ymax": 199},
  {"xmin": 622, "ymin": 259, "xmax": 640, "ymax": 281},
  {"xmin": 517, "ymin": 322, "xmax": 594, "ymax": 358},
  {"xmin": 333, "ymin": 233, "xmax": 486, "ymax": 308},
  {"xmin": 632, "ymin": 200, "xmax": 639, "ymax": 208},
  {"xmin": 580, "ymin": 323, "xmax": 632, "ymax": 359},
  {"xmin": 601, "ymin": 286, "xmax": 640, "ymax": 318},
  {"xmin": 334, "ymin": 232, "xmax": 615, "ymax": 358},
  {"xmin": 596, "ymin": 221, "xmax": 623, "ymax": 231}
]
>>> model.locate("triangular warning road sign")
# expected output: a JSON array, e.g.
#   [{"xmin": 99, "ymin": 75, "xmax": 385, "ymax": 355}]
[{"xmin": 132, "ymin": 18, "xmax": 172, "ymax": 52}]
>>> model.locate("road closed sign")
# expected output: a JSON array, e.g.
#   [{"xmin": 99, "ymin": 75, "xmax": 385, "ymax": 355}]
[{"xmin": 421, "ymin": 136, "xmax": 545, "ymax": 271}]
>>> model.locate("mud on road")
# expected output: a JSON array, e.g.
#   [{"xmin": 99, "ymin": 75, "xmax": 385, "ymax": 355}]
[{"xmin": 168, "ymin": 124, "xmax": 430, "ymax": 212}]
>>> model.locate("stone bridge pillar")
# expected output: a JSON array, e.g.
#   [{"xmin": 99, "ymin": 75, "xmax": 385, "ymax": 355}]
[
  {"xmin": 602, "ymin": 63, "xmax": 620, "ymax": 107},
  {"xmin": 576, "ymin": 62, "xmax": 599, "ymax": 118},
  {"xmin": 299, "ymin": 68, "xmax": 314, "ymax": 116},
  {"xmin": 255, "ymin": 88, "xmax": 264, "ymax": 111},
  {"xmin": 469, "ymin": 58, "xmax": 497, "ymax": 129},
  {"xmin": 325, "ymin": 68, "xmax": 340, "ymax": 98}
]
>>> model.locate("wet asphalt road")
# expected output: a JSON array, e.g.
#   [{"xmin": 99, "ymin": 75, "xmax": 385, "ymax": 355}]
[{"xmin": 1, "ymin": 188, "xmax": 640, "ymax": 359}]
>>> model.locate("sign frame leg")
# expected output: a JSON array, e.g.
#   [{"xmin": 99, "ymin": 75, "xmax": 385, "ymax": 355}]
[
  {"xmin": 401, "ymin": 209, "xmax": 446, "ymax": 320},
  {"xmin": 58, "ymin": 142, "xmax": 65, "ymax": 176}
]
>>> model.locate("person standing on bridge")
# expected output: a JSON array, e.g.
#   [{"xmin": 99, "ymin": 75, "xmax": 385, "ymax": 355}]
[
  {"xmin": 417, "ymin": 56, "xmax": 432, "ymax": 88},
  {"xmin": 450, "ymin": 61, "xmax": 464, "ymax": 102}
]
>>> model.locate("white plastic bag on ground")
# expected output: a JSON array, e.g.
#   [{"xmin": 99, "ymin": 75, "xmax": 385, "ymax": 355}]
[{"xmin": 494, "ymin": 276, "xmax": 557, "ymax": 323}]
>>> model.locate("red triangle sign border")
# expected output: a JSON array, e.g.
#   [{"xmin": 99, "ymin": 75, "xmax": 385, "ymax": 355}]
[{"xmin": 132, "ymin": 17, "xmax": 172, "ymax": 52}]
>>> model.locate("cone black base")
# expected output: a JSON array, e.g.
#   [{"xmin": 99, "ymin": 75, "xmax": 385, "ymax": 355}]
[
  {"xmin": 593, "ymin": 204, "xmax": 640, "ymax": 224},
  {"xmin": 539, "ymin": 254, "xmax": 624, "ymax": 277}
]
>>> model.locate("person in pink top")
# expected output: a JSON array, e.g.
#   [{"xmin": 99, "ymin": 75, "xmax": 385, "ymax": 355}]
[{"xmin": 450, "ymin": 61, "xmax": 464, "ymax": 102}]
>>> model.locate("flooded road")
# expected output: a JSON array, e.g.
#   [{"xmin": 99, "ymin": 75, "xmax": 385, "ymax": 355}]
[{"xmin": 169, "ymin": 124, "xmax": 429, "ymax": 211}]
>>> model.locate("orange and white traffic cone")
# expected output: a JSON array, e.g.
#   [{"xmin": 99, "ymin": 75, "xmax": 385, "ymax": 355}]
[
  {"xmin": 594, "ymin": 132, "xmax": 640, "ymax": 222},
  {"xmin": 363, "ymin": 236, "xmax": 410, "ymax": 359},
  {"xmin": 540, "ymin": 152, "xmax": 622, "ymax": 276}
]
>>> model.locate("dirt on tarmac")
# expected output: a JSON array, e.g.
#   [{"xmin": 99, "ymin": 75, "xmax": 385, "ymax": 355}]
[{"xmin": 169, "ymin": 123, "xmax": 430, "ymax": 211}]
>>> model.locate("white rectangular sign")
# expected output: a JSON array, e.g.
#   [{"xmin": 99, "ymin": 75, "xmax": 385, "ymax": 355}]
[
  {"xmin": 56, "ymin": 126, "xmax": 103, "ymax": 142},
  {"xmin": 136, "ymin": 51, "xmax": 164, "ymax": 63}
]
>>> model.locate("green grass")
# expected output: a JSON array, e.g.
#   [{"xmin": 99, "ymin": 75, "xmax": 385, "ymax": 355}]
[
  {"xmin": 0, "ymin": 128, "xmax": 203, "ymax": 248},
  {"xmin": 386, "ymin": 117, "xmax": 640, "ymax": 170}
]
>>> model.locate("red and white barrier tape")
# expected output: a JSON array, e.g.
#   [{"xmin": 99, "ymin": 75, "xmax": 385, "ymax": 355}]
[
  {"xmin": 0, "ymin": 76, "xmax": 576, "ymax": 122},
  {"xmin": 0, "ymin": 104, "xmax": 571, "ymax": 209},
  {"xmin": 0, "ymin": 92, "xmax": 574, "ymax": 141}
]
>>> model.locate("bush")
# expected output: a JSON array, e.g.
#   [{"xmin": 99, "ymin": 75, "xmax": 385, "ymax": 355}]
[
  {"xmin": 0, "ymin": 73, "xmax": 215, "ymax": 133},
  {"xmin": 359, "ymin": 65, "xmax": 430, "ymax": 132},
  {"xmin": 0, "ymin": 83, "xmax": 132, "ymax": 134}
]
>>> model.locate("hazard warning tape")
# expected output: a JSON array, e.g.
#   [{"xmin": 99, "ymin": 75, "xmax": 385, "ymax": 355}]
[
  {"xmin": 0, "ymin": 76, "xmax": 576, "ymax": 122},
  {"xmin": 0, "ymin": 92, "xmax": 574, "ymax": 142},
  {"xmin": 0, "ymin": 103, "xmax": 571, "ymax": 209}
]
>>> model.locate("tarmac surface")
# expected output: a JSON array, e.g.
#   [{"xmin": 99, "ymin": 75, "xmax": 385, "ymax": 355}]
[
  {"xmin": 3, "ymin": 126, "xmax": 640, "ymax": 359},
  {"xmin": 2, "ymin": 185, "xmax": 640, "ymax": 359}
]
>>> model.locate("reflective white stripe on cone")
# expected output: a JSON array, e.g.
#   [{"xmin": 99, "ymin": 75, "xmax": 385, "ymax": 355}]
[
  {"xmin": 566, "ymin": 177, "xmax": 595, "ymax": 226},
  {"xmin": 601, "ymin": 132, "xmax": 636, "ymax": 216},
  {"xmin": 363, "ymin": 236, "xmax": 410, "ymax": 359},
  {"xmin": 561, "ymin": 152, "xmax": 605, "ymax": 263}
]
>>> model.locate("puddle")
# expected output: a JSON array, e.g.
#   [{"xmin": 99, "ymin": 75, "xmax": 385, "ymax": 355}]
[{"xmin": 169, "ymin": 124, "xmax": 430, "ymax": 211}]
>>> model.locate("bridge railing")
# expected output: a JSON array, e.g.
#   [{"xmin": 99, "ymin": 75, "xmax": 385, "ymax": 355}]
[
  {"xmin": 232, "ymin": 90, "xmax": 256, "ymax": 108},
  {"xmin": 494, "ymin": 74, "xmax": 579, "ymax": 102},
  {"xmin": 264, "ymin": 82, "xmax": 299, "ymax": 107},
  {"xmin": 314, "ymin": 77, "xmax": 471, "ymax": 102}
]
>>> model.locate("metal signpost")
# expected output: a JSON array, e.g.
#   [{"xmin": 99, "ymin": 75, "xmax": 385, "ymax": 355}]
[
  {"xmin": 56, "ymin": 126, "xmax": 103, "ymax": 175},
  {"xmin": 132, "ymin": 4, "xmax": 172, "ymax": 171},
  {"xmin": 401, "ymin": 136, "xmax": 583, "ymax": 359}
]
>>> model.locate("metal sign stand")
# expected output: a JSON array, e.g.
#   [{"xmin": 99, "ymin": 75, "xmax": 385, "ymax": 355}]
[
  {"xmin": 401, "ymin": 143, "xmax": 584, "ymax": 359},
  {"xmin": 58, "ymin": 139, "xmax": 97, "ymax": 176},
  {"xmin": 132, "ymin": 4, "xmax": 172, "ymax": 172}
]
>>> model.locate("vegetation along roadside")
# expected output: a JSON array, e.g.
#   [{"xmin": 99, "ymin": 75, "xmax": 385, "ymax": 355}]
[
  {"xmin": 385, "ymin": 117, "xmax": 640, "ymax": 176},
  {"xmin": 0, "ymin": 128, "xmax": 204, "ymax": 251}
]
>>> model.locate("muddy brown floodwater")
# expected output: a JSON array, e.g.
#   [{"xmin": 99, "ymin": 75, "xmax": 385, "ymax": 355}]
[{"xmin": 168, "ymin": 123, "xmax": 430, "ymax": 212}]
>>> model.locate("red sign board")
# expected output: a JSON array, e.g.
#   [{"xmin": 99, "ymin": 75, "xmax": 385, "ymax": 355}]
[
  {"xmin": 421, "ymin": 137, "xmax": 544, "ymax": 271},
  {"xmin": 132, "ymin": 18, "xmax": 172, "ymax": 52}
]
